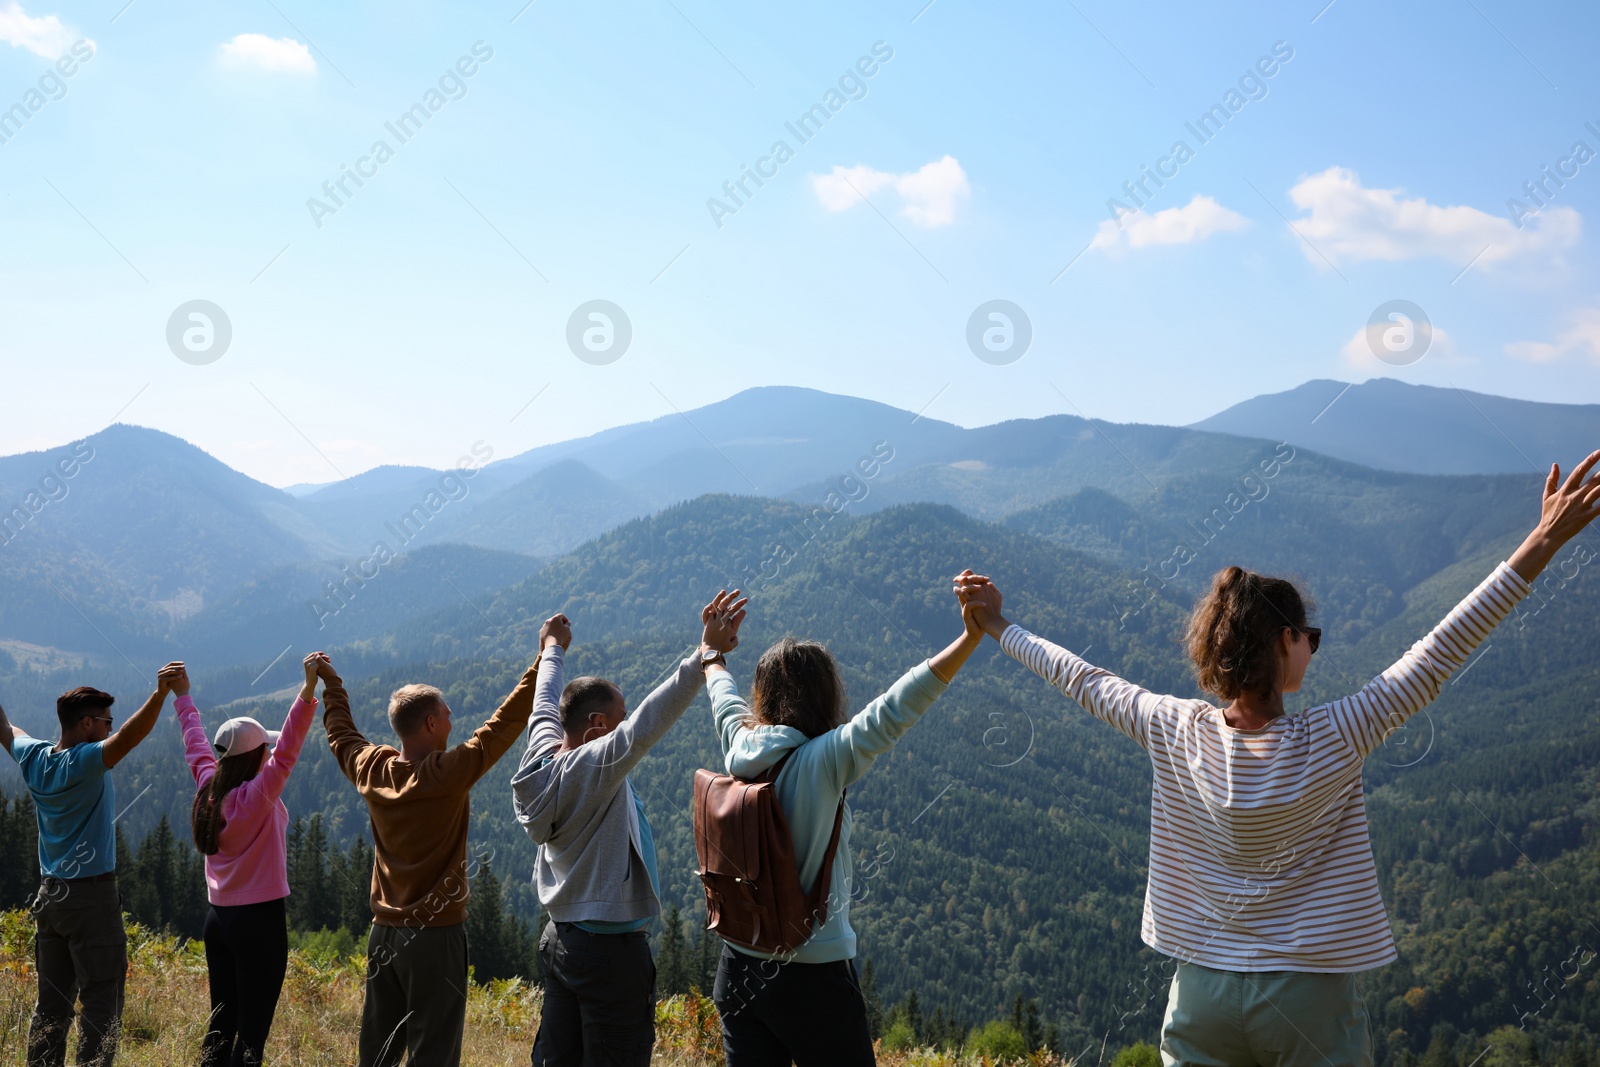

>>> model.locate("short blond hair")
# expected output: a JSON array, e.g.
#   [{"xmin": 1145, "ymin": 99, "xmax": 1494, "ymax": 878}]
[{"xmin": 388, "ymin": 683, "xmax": 445, "ymax": 737}]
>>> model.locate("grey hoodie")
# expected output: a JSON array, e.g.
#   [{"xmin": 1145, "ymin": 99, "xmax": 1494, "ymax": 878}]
[{"xmin": 511, "ymin": 645, "xmax": 705, "ymax": 926}]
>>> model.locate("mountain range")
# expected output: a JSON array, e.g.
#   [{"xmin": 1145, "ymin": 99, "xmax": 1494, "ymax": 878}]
[{"xmin": 0, "ymin": 377, "xmax": 1596, "ymax": 1063}]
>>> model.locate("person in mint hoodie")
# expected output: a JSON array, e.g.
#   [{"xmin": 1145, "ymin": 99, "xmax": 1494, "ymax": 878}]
[
  {"xmin": 705, "ymin": 578, "xmax": 985, "ymax": 1067},
  {"xmin": 174, "ymin": 652, "xmax": 329, "ymax": 1067}
]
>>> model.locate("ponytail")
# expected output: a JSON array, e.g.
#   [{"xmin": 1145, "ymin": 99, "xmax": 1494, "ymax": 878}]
[
  {"xmin": 1186, "ymin": 566, "xmax": 1311, "ymax": 702},
  {"xmin": 190, "ymin": 745, "xmax": 267, "ymax": 856}
]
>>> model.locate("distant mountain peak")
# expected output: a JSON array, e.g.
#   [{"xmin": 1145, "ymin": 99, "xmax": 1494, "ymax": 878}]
[{"xmin": 1191, "ymin": 378, "xmax": 1600, "ymax": 475}]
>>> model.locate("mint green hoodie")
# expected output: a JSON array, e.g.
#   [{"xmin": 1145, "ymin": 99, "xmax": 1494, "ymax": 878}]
[{"xmin": 706, "ymin": 661, "xmax": 948, "ymax": 964}]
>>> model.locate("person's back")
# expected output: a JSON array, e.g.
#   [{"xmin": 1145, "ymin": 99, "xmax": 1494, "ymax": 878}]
[
  {"xmin": 0, "ymin": 663, "xmax": 181, "ymax": 1067},
  {"xmin": 178, "ymin": 654, "xmax": 325, "ymax": 1067},
  {"xmin": 322, "ymin": 656, "xmax": 537, "ymax": 1067},
  {"xmin": 958, "ymin": 448, "xmax": 1600, "ymax": 1067},
  {"xmin": 514, "ymin": 599, "xmax": 741, "ymax": 1067},
  {"xmin": 703, "ymin": 588, "xmax": 984, "ymax": 1067}
]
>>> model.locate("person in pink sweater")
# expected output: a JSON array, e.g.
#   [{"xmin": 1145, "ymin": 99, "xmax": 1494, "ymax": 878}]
[{"xmin": 173, "ymin": 652, "xmax": 329, "ymax": 1067}]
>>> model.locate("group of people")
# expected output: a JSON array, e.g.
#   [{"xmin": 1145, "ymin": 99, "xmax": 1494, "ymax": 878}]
[{"xmin": 2, "ymin": 451, "xmax": 1597, "ymax": 1067}]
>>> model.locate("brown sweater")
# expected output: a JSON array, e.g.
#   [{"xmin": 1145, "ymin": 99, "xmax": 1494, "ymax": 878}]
[{"xmin": 321, "ymin": 661, "xmax": 538, "ymax": 928}]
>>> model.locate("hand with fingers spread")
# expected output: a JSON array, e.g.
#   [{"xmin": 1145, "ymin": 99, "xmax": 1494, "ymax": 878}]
[
  {"xmin": 1509, "ymin": 450, "xmax": 1600, "ymax": 583},
  {"xmin": 701, "ymin": 589, "xmax": 749, "ymax": 655},
  {"xmin": 540, "ymin": 613, "xmax": 572, "ymax": 652}
]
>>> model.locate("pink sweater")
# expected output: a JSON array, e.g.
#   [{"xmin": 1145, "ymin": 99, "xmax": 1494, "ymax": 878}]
[{"xmin": 177, "ymin": 693, "xmax": 316, "ymax": 907}]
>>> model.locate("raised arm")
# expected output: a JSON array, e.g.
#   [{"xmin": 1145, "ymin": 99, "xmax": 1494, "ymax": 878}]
[
  {"xmin": 1325, "ymin": 456, "xmax": 1600, "ymax": 757},
  {"xmin": 805, "ymin": 581, "xmax": 974, "ymax": 789},
  {"xmin": 0, "ymin": 700, "xmax": 24, "ymax": 755},
  {"xmin": 437, "ymin": 652, "xmax": 542, "ymax": 788},
  {"xmin": 103, "ymin": 661, "xmax": 184, "ymax": 769},
  {"xmin": 957, "ymin": 573, "xmax": 1165, "ymax": 749},
  {"xmin": 319, "ymin": 659, "xmax": 370, "ymax": 785},
  {"xmin": 584, "ymin": 590, "xmax": 746, "ymax": 784},
  {"xmin": 1325, "ymin": 563, "xmax": 1529, "ymax": 757},
  {"xmin": 525, "ymin": 614, "xmax": 570, "ymax": 758},
  {"xmin": 251, "ymin": 653, "xmax": 324, "ymax": 802},
  {"xmin": 171, "ymin": 665, "xmax": 215, "ymax": 788}
]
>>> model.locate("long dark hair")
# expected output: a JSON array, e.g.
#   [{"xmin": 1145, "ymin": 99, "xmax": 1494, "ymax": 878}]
[
  {"xmin": 191, "ymin": 745, "xmax": 267, "ymax": 856},
  {"xmin": 747, "ymin": 638, "xmax": 847, "ymax": 739},
  {"xmin": 1186, "ymin": 566, "xmax": 1312, "ymax": 702}
]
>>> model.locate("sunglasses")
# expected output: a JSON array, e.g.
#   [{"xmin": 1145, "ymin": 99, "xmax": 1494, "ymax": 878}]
[
  {"xmin": 1290, "ymin": 625, "xmax": 1322, "ymax": 654},
  {"xmin": 88, "ymin": 715, "xmax": 113, "ymax": 725}
]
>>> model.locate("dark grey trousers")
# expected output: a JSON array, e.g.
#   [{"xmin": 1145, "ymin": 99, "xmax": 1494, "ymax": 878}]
[
  {"xmin": 28, "ymin": 878, "xmax": 126, "ymax": 1067},
  {"xmin": 530, "ymin": 922, "xmax": 656, "ymax": 1067},
  {"xmin": 359, "ymin": 923, "xmax": 469, "ymax": 1067}
]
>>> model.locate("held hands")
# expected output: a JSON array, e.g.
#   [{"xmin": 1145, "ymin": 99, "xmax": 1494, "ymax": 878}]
[
  {"xmin": 303, "ymin": 652, "xmax": 332, "ymax": 687},
  {"xmin": 539, "ymin": 613, "xmax": 572, "ymax": 651},
  {"xmin": 156, "ymin": 662, "xmax": 188, "ymax": 697},
  {"xmin": 953, "ymin": 570, "xmax": 1008, "ymax": 641},
  {"xmin": 701, "ymin": 589, "xmax": 749, "ymax": 654}
]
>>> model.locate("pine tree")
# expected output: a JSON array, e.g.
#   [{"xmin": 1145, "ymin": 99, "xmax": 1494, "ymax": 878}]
[
  {"xmin": 693, "ymin": 921, "xmax": 719, "ymax": 994},
  {"xmin": 860, "ymin": 958, "xmax": 884, "ymax": 1039},
  {"xmin": 336, "ymin": 835, "xmax": 375, "ymax": 935},
  {"xmin": 904, "ymin": 990, "xmax": 923, "ymax": 1044},
  {"xmin": 287, "ymin": 815, "xmax": 334, "ymax": 931},
  {"xmin": 0, "ymin": 787, "xmax": 39, "ymax": 909},
  {"xmin": 658, "ymin": 904, "xmax": 687, "ymax": 996},
  {"xmin": 466, "ymin": 854, "xmax": 507, "ymax": 983}
]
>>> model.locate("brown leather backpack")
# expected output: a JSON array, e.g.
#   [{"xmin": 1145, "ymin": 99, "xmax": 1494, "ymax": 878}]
[{"xmin": 692, "ymin": 753, "xmax": 845, "ymax": 955}]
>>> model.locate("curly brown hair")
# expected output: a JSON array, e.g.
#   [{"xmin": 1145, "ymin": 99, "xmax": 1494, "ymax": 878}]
[{"xmin": 1186, "ymin": 566, "xmax": 1312, "ymax": 702}]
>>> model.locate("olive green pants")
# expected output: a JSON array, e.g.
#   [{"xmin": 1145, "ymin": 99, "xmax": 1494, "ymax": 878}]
[{"xmin": 1160, "ymin": 961, "xmax": 1373, "ymax": 1067}]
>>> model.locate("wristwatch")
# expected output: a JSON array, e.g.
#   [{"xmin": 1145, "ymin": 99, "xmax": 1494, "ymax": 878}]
[{"xmin": 700, "ymin": 646, "xmax": 727, "ymax": 669}]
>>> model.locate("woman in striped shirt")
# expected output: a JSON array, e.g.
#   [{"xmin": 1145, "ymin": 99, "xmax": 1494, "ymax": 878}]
[{"xmin": 955, "ymin": 452, "xmax": 1600, "ymax": 1066}]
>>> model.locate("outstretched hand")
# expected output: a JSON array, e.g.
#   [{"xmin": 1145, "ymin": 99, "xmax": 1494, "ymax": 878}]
[
  {"xmin": 540, "ymin": 613, "xmax": 572, "ymax": 651},
  {"xmin": 1510, "ymin": 450, "xmax": 1600, "ymax": 582},
  {"xmin": 701, "ymin": 589, "xmax": 749, "ymax": 654}
]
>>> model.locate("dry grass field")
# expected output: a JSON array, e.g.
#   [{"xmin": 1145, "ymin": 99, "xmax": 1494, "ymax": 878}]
[{"xmin": 0, "ymin": 911, "xmax": 1079, "ymax": 1066}]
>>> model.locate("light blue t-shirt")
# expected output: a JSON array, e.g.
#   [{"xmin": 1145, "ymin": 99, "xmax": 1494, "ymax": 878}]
[
  {"xmin": 10, "ymin": 738, "xmax": 116, "ymax": 879},
  {"xmin": 574, "ymin": 786, "xmax": 659, "ymax": 935}
]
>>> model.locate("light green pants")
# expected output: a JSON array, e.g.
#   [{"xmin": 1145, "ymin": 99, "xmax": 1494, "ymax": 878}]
[{"xmin": 1160, "ymin": 960, "xmax": 1373, "ymax": 1067}]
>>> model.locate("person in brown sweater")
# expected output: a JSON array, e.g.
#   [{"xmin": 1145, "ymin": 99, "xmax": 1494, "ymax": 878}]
[{"xmin": 321, "ymin": 652, "xmax": 539, "ymax": 1067}]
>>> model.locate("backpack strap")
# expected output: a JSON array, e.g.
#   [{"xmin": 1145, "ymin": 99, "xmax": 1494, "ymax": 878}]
[{"xmin": 757, "ymin": 747, "xmax": 848, "ymax": 936}]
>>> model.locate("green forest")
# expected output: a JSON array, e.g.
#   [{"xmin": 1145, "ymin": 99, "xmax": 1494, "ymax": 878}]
[{"xmin": 1, "ymin": 467, "xmax": 1597, "ymax": 1065}]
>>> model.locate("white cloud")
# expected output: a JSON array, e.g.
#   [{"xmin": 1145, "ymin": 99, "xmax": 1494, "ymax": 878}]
[
  {"xmin": 1505, "ymin": 309, "xmax": 1600, "ymax": 365},
  {"xmin": 811, "ymin": 155, "xmax": 969, "ymax": 227},
  {"xmin": 1090, "ymin": 194, "xmax": 1248, "ymax": 253},
  {"xmin": 219, "ymin": 33, "xmax": 315, "ymax": 74},
  {"xmin": 1340, "ymin": 322, "xmax": 1463, "ymax": 369},
  {"xmin": 0, "ymin": 2, "xmax": 83, "ymax": 58},
  {"xmin": 1287, "ymin": 166, "xmax": 1579, "ymax": 267}
]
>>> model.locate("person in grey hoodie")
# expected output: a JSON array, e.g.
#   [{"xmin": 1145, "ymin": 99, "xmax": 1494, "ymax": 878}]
[
  {"xmin": 705, "ymin": 574, "xmax": 985, "ymax": 1067},
  {"xmin": 512, "ymin": 590, "xmax": 748, "ymax": 1067}
]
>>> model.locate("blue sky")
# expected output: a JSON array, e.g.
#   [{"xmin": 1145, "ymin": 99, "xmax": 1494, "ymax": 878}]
[{"xmin": 2, "ymin": 0, "xmax": 1599, "ymax": 486}]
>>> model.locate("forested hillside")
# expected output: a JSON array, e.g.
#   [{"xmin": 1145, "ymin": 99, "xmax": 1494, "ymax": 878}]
[{"xmin": 2, "ymin": 463, "xmax": 1595, "ymax": 1063}]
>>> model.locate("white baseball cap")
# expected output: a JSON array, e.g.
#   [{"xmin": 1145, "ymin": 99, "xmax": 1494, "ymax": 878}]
[{"xmin": 212, "ymin": 717, "xmax": 279, "ymax": 760}]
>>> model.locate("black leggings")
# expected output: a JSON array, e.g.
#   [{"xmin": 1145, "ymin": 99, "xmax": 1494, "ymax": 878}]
[{"xmin": 201, "ymin": 897, "xmax": 288, "ymax": 1067}]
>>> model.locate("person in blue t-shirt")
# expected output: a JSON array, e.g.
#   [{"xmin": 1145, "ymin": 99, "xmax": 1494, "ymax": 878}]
[{"xmin": 0, "ymin": 661, "xmax": 183, "ymax": 1067}]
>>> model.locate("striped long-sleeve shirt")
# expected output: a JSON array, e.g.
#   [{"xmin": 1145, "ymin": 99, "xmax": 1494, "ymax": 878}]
[{"xmin": 1002, "ymin": 560, "xmax": 1531, "ymax": 972}]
